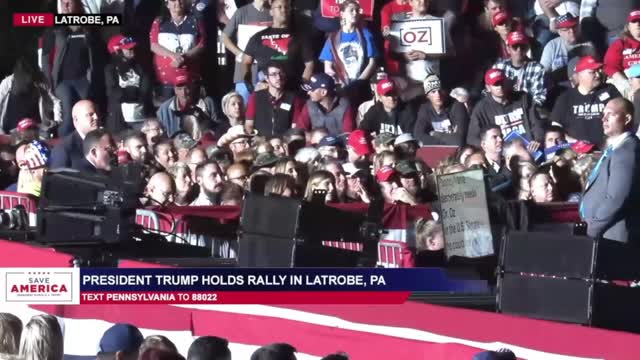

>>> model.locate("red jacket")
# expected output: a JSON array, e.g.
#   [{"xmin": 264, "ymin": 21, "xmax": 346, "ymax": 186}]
[{"xmin": 604, "ymin": 36, "xmax": 640, "ymax": 77}]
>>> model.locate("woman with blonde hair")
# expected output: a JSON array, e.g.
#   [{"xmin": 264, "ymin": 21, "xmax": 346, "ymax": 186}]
[
  {"xmin": 264, "ymin": 174, "xmax": 297, "ymax": 198},
  {"xmin": 19, "ymin": 315, "xmax": 63, "ymax": 360},
  {"xmin": 304, "ymin": 171, "xmax": 337, "ymax": 203},
  {"xmin": 220, "ymin": 91, "xmax": 245, "ymax": 127},
  {"xmin": 0, "ymin": 313, "xmax": 22, "ymax": 355},
  {"xmin": 373, "ymin": 151, "xmax": 396, "ymax": 174}
]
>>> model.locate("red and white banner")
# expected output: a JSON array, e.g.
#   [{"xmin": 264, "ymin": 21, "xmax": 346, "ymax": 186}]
[
  {"xmin": 5, "ymin": 300, "xmax": 638, "ymax": 360},
  {"xmin": 321, "ymin": 0, "xmax": 374, "ymax": 19}
]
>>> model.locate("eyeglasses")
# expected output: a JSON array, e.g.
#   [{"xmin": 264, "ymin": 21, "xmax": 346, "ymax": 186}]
[
  {"xmin": 229, "ymin": 174, "xmax": 248, "ymax": 181},
  {"xmin": 511, "ymin": 44, "xmax": 528, "ymax": 51},
  {"xmin": 231, "ymin": 139, "xmax": 250, "ymax": 146}
]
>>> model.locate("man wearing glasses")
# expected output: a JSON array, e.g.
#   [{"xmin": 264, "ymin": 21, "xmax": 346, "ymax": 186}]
[
  {"xmin": 244, "ymin": 61, "xmax": 304, "ymax": 136},
  {"xmin": 551, "ymin": 55, "xmax": 621, "ymax": 146},
  {"xmin": 492, "ymin": 31, "xmax": 548, "ymax": 106},
  {"xmin": 241, "ymin": 0, "xmax": 314, "ymax": 91}
]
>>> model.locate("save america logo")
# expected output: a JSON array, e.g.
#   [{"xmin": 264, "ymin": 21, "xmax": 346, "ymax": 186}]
[{"xmin": 2, "ymin": 268, "xmax": 79, "ymax": 304}]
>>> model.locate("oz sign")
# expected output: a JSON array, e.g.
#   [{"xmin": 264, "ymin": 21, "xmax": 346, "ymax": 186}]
[
  {"xmin": 390, "ymin": 16, "xmax": 445, "ymax": 55},
  {"xmin": 400, "ymin": 27, "xmax": 432, "ymax": 46}
]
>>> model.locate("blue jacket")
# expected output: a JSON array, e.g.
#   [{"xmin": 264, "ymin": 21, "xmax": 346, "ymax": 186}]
[{"xmin": 156, "ymin": 96, "xmax": 218, "ymax": 137}]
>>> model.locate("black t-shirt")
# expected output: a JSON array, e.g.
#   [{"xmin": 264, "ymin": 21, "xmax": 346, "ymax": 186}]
[
  {"xmin": 4, "ymin": 90, "xmax": 40, "ymax": 132},
  {"xmin": 59, "ymin": 30, "xmax": 90, "ymax": 81},
  {"xmin": 244, "ymin": 27, "xmax": 314, "ymax": 89},
  {"xmin": 550, "ymin": 84, "xmax": 620, "ymax": 146}
]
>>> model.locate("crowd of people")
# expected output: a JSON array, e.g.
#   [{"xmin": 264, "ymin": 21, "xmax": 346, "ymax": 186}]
[
  {"xmin": 0, "ymin": 312, "xmax": 517, "ymax": 360},
  {"xmin": 1, "ymin": 0, "xmax": 640, "ymax": 259}
]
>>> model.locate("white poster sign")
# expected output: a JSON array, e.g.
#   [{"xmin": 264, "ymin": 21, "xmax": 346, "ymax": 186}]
[
  {"xmin": 237, "ymin": 24, "xmax": 268, "ymax": 52},
  {"xmin": 389, "ymin": 17, "xmax": 446, "ymax": 54},
  {"xmin": 437, "ymin": 168, "xmax": 494, "ymax": 259}
]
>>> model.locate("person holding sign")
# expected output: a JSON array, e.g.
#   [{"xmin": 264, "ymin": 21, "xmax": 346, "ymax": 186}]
[{"xmin": 319, "ymin": 0, "xmax": 379, "ymax": 107}]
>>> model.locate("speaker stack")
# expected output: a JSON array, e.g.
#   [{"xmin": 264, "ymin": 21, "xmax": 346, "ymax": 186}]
[
  {"xmin": 237, "ymin": 194, "xmax": 366, "ymax": 267},
  {"xmin": 498, "ymin": 231, "xmax": 640, "ymax": 333}
]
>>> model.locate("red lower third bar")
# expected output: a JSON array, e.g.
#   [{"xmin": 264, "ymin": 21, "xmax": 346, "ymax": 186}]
[
  {"xmin": 13, "ymin": 13, "xmax": 54, "ymax": 27},
  {"xmin": 80, "ymin": 291, "xmax": 411, "ymax": 305}
]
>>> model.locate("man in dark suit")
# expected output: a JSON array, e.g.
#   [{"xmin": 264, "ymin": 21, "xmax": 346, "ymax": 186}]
[
  {"xmin": 480, "ymin": 125, "xmax": 512, "ymax": 192},
  {"xmin": 581, "ymin": 97, "xmax": 640, "ymax": 243},
  {"xmin": 50, "ymin": 100, "xmax": 101, "ymax": 169},
  {"xmin": 75, "ymin": 128, "xmax": 116, "ymax": 174}
]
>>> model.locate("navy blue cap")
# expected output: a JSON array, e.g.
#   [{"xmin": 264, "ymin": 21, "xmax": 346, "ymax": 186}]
[
  {"xmin": 318, "ymin": 135, "xmax": 340, "ymax": 147},
  {"xmin": 472, "ymin": 350, "xmax": 516, "ymax": 360},
  {"xmin": 301, "ymin": 73, "xmax": 336, "ymax": 92},
  {"xmin": 98, "ymin": 324, "xmax": 144, "ymax": 354}
]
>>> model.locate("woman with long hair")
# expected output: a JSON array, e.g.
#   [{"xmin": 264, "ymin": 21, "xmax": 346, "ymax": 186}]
[
  {"xmin": 264, "ymin": 174, "xmax": 298, "ymax": 197},
  {"xmin": 304, "ymin": 170, "xmax": 337, "ymax": 203},
  {"xmin": 150, "ymin": 0, "xmax": 206, "ymax": 100},
  {"xmin": 19, "ymin": 314, "xmax": 63, "ymax": 360},
  {"xmin": 319, "ymin": 0, "xmax": 378, "ymax": 107},
  {"xmin": 604, "ymin": 10, "xmax": 640, "ymax": 95},
  {"xmin": 0, "ymin": 58, "xmax": 61, "ymax": 135}
]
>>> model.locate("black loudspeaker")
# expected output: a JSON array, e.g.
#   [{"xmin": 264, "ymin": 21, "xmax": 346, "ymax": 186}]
[
  {"xmin": 36, "ymin": 169, "xmax": 137, "ymax": 245},
  {"xmin": 498, "ymin": 231, "xmax": 640, "ymax": 333},
  {"xmin": 238, "ymin": 194, "xmax": 362, "ymax": 267}
]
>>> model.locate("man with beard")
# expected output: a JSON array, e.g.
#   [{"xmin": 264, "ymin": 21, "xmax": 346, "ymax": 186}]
[
  {"xmin": 191, "ymin": 161, "xmax": 225, "ymax": 205},
  {"xmin": 414, "ymin": 75, "xmax": 469, "ymax": 146},
  {"xmin": 122, "ymin": 131, "xmax": 149, "ymax": 164}
]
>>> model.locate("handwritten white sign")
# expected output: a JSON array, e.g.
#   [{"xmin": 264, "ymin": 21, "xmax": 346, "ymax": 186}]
[
  {"xmin": 437, "ymin": 168, "xmax": 494, "ymax": 259},
  {"xmin": 389, "ymin": 16, "xmax": 446, "ymax": 55}
]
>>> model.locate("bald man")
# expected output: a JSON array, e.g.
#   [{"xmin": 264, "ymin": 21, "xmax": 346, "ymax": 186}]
[
  {"xmin": 145, "ymin": 172, "xmax": 176, "ymax": 207},
  {"xmin": 50, "ymin": 100, "xmax": 101, "ymax": 169},
  {"xmin": 581, "ymin": 98, "xmax": 640, "ymax": 243}
]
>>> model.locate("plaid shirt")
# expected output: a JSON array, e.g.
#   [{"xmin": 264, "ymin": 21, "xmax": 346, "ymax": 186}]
[{"xmin": 493, "ymin": 59, "xmax": 547, "ymax": 106}]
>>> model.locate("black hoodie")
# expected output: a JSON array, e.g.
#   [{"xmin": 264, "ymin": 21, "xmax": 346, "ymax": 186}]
[{"xmin": 467, "ymin": 91, "xmax": 545, "ymax": 146}]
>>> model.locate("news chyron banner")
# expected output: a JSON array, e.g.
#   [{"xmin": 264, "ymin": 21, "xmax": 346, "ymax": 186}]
[
  {"xmin": 0, "ymin": 268, "xmax": 489, "ymax": 305},
  {"xmin": 13, "ymin": 13, "xmax": 122, "ymax": 27}
]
